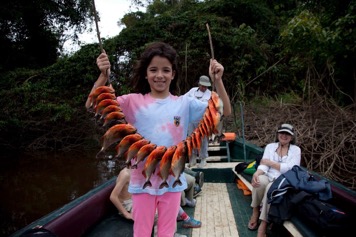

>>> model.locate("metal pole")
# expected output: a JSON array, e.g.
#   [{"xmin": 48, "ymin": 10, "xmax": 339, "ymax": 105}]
[{"xmin": 239, "ymin": 101, "xmax": 247, "ymax": 162}]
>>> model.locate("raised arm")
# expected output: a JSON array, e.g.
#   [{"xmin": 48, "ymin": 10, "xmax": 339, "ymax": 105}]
[
  {"xmin": 209, "ymin": 59, "xmax": 231, "ymax": 117},
  {"xmin": 85, "ymin": 52, "xmax": 112, "ymax": 109}
]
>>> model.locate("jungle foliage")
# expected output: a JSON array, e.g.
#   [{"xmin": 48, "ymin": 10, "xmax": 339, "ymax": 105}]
[{"xmin": 0, "ymin": 0, "xmax": 355, "ymax": 151}]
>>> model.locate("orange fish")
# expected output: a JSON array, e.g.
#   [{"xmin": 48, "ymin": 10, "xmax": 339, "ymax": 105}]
[
  {"xmin": 102, "ymin": 111, "xmax": 126, "ymax": 127},
  {"xmin": 186, "ymin": 136, "xmax": 193, "ymax": 159},
  {"xmin": 203, "ymin": 115, "xmax": 213, "ymax": 136},
  {"xmin": 170, "ymin": 141, "xmax": 187, "ymax": 188},
  {"xmin": 198, "ymin": 123, "xmax": 207, "ymax": 138},
  {"xmin": 142, "ymin": 146, "xmax": 167, "ymax": 189},
  {"xmin": 100, "ymin": 105, "xmax": 122, "ymax": 120},
  {"xmin": 125, "ymin": 139, "xmax": 150, "ymax": 167},
  {"xmin": 193, "ymin": 128, "xmax": 202, "ymax": 150},
  {"xmin": 88, "ymin": 86, "xmax": 115, "ymax": 108},
  {"xmin": 199, "ymin": 119, "xmax": 209, "ymax": 138},
  {"xmin": 96, "ymin": 123, "xmax": 137, "ymax": 159},
  {"xmin": 210, "ymin": 91, "xmax": 222, "ymax": 112},
  {"xmin": 158, "ymin": 145, "xmax": 176, "ymax": 189},
  {"xmin": 203, "ymin": 107, "xmax": 214, "ymax": 133},
  {"xmin": 132, "ymin": 143, "xmax": 157, "ymax": 168},
  {"xmin": 190, "ymin": 133, "xmax": 198, "ymax": 150},
  {"xmin": 114, "ymin": 133, "xmax": 143, "ymax": 159},
  {"xmin": 208, "ymin": 100, "xmax": 221, "ymax": 132},
  {"xmin": 94, "ymin": 92, "xmax": 116, "ymax": 109},
  {"xmin": 95, "ymin": 99, "xmax": 120, "ymax": 117}
]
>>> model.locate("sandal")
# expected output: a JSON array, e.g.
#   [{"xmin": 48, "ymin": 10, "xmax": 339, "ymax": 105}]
[{"xmin": 247, "ymin": 215, "xmax": 259, "ymax": 231}]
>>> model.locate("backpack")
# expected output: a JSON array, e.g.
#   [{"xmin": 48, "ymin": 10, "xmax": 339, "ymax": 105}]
[{"xmin": 293, "ymin": 191, "xmax": 352, "ymax": 236}]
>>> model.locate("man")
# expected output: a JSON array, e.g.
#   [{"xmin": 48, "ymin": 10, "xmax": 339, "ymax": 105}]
[{"xmin": 186, "ymin": 75, "xmax": 212, "ymax": 168}]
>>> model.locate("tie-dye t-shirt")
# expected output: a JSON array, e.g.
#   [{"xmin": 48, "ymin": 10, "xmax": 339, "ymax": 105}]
[{"xmin": 117, "ymin": 93, "xmax": 207, "ymax": 195}]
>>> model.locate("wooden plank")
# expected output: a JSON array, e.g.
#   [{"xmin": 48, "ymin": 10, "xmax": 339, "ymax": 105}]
[
  {"xmin": 208, "ymin": 146, "xmax": 227, "ymax": 151},
  {"xmin": 232, "ymin": 167, "xmax": 253, "ymax": 191},
  {"xmin": 283, "ymin": 221, "xmax": 303, "ymax": 237},
  {"xmin": 192, "ymin": 183, "xmax": 239, "ymax": 237},
  {"xmin": 206, "ymin": 156, "xmax": 228, "ymax": 162}
]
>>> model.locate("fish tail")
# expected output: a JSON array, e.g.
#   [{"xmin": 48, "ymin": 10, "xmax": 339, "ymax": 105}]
[
  {"xmin": 95, "ymin": 148, "xmax": 105, "ymax": 159},
  {"xmin": 143, "ymin": 181, "xmax": 152, "ymax": 189},
  {"xmin": 172, "ymin": 179, "xmax": 182, "ymax": 188},
  {"xmin": 125, "ymin": 160, "xmax": 132, "ymax": 168},
  {"xmin": 159, "ymin": 181, "xmax": 169, "ymax": 189}
]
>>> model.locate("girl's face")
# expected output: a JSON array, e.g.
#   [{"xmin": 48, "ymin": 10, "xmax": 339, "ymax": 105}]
[
  {"xmin": 146, "ymin": 56, "xmax": 175, "ymax": 99},
  {"xmin": 278, "ymin": 132, "xmax": 293, "ymax": 145}
]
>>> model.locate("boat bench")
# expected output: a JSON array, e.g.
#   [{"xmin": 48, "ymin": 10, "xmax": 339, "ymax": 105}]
[{"xmin": 233, "ymin": 166, "xmax": 356, "ymax": 237}]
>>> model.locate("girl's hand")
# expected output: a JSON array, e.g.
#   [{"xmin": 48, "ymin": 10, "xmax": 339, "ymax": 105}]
[
  {"xmin": 96, "ymin": 51, "xmax": 111, "ymax": 75},
  {"xmin": 209, "ymin": 59, "xmax": 224, "ymax": 83}
]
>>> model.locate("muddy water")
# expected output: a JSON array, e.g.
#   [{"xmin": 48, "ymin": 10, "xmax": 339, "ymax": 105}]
[{"xmin": 0, "ymin": 150, "xmax": 124, "ymax": 237}]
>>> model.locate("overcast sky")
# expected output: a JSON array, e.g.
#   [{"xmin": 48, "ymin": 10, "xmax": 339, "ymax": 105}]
[{"xmin": 63, "ymin": 0, "xmax": 144, "ymax": 53}]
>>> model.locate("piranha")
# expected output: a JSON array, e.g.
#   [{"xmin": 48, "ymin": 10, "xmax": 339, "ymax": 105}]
[
  {"xmin": 93, "ymin": 92, "xmax": 116, "ymax": 109},
  {"xmin": 210, "ymin": 91, "xmax": 223, "ymax": 114},
  {"xmin": 100, "ymin": 105, "xmax": 122, "ymax": 120},
  {"xmin": 95, "ymin": 99, "xmax": 120, "ymax": 117},
  {"xmin": 132, "ymin": 143, "xmax": 157, "ymax": 169},
  {"xmin": 102, "ymin": 111, "xmax": 126, "ymax": 127},
  {"xmin": 207, "ymin": 100, "xmax": 221, "ymax": 133},
  {"xmin": 96, "ymin": 123, "xmax": 137, "ymax": 159},
  {"xmin": 170, "ymin": 141, "xmax": 187, "ymax": 188},
  {"xmin": 115, "ymin": 133, "xmax": 143, "ymax": 159},
  {"xmin": 158, "ymin": 145, "xmax": 176, "ymax": 189},
  {"xmin": 125, "ymin": 139, "xmax": 150, "ymax": 167},
  {"xmin": 88, "ymin": 86, "xmax": 115, "ymax": 108},
  {"xmin": 142, "ymin": 146, "xmax": 167, "ymax": 189},
  {"xmin": 185, "ymin": 136, "xmax": 193, "ymax": 159}
]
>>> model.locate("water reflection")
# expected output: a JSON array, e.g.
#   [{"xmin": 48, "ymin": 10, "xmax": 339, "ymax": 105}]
[{"xmin": 0, "ymin": 150, "xmax": 123, "ymax": 237}]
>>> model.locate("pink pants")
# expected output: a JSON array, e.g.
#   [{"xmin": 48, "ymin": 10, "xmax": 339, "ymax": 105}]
[{"xmin": 132, "ymin": 192, "xmax": 181, "ymax": 237}]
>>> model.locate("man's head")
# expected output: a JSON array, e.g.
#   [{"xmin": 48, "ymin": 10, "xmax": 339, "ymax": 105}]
[{"xmin": 198, "ymin": 75, "xmax": 211, "ymax": 92}]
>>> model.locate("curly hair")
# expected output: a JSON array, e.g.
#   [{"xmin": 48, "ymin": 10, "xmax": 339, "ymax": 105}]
[{"xmin": 130, "ymin": 42, "xmax": 180, "ymax": 95}]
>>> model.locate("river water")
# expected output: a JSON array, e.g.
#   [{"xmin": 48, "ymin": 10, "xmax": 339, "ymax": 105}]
[{"xmin": 0, "ymin": 149, "xmax": 123, "ymax": 237}]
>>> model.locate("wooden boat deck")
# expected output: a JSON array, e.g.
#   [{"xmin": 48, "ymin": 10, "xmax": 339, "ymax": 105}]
[{"xmin": 177, "ymin": 162, "xmax": 257, "ymax": 237}]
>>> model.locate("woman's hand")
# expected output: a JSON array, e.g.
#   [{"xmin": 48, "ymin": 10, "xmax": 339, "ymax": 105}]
[{"xmin": 251, "ymin": 172, "xmax": 261, "ymax": 187}]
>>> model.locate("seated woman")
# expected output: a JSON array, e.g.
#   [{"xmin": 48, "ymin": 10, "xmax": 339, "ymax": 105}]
[{"xmin": 247, "ymin": 123, "xmax": 301, "ymax": 237}]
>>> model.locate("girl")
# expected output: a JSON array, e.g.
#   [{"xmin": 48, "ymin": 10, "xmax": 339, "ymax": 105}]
[{"xmin": 86, "ymin": 42, "xmax": 231, "ymax": 237}]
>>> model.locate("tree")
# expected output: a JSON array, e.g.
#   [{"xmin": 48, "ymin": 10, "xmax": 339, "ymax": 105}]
[{"xmin": 0, "ymin": 0, "xmax": 93, "ymax": 72}]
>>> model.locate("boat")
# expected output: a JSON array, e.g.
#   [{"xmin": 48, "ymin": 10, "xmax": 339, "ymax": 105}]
[{"xmin": 9, "ymin": 136, "xmax": 356, "ymax": 237}]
